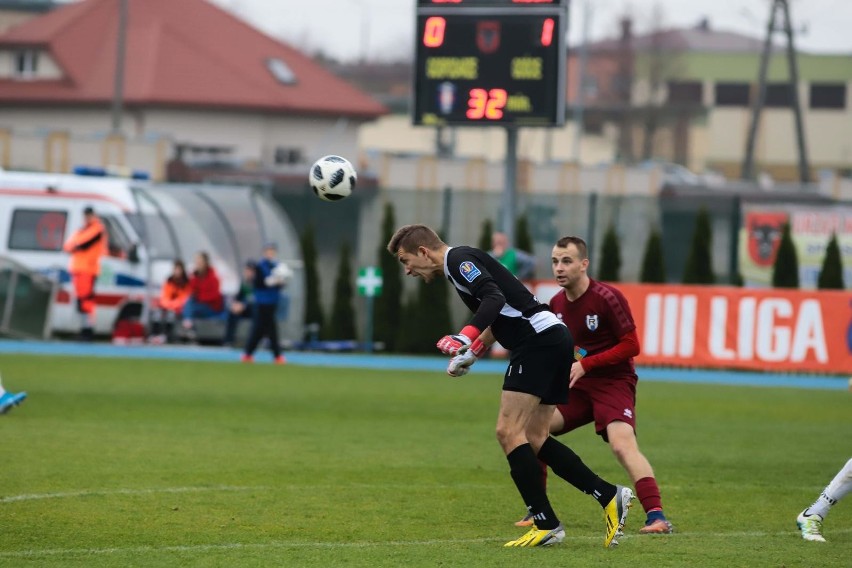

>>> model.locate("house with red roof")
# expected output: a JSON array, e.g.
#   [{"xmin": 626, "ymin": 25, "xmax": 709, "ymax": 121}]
[{"xmin": 0, "ymin": 0, "xmax": 387, "ymax": 178}]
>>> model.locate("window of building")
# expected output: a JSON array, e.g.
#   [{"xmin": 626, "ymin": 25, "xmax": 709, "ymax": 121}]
[
  {"xmin": 809, "ymin": 83, "xmax": 846, "ymax": 109},
  {"xmin": 582, "ymin": 112, "xmax": 604, "ymax": 135},
  {"xmin": 9, "ymin": 209, "xmax": 67, "ymax": 251},
  {"xmin": 714, "ymin": 82, "xmax": 750, "ymax": 107},
  {"xmin": 274, "ymin": 147, "xmax": 303, "ymax": 165},
  {"xmin": 266, "ymin": 58, "xmax": 296, "ymax": 85},
  {"xmin": 14, "ymin": 50, "xmax": 39, "ymax": 79},
  {"xmin": 764, "ymin": 83, "xmax": 793, "ymax": 107},
  {"xmin": 667, "ymin": 81, "xmax": 703, "ymax": 105}
]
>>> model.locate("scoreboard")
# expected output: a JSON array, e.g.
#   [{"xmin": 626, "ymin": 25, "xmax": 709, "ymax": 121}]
[{"xmin": 413, "ymin": 0, "xmax": 568, "ymax": 127}]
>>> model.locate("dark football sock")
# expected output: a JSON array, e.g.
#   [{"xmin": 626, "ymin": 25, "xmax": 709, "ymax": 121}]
[
  {"xmin": 537, "ymin": 436, "xmax": 616, "ymax": 507},
  {"xmin": 507, "ymin": 443, "xmax": 559, "ymax": 530}
]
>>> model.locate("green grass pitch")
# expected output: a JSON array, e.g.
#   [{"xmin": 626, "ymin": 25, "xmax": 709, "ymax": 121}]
[{"xmin": 0, "ymin": 354, "xmax": 850, "ymax": 567}]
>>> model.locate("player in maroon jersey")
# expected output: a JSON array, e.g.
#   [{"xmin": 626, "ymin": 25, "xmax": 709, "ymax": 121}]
[{"xmin": 516, "ymin": 235, "xmax": 673, "ymax": 534}]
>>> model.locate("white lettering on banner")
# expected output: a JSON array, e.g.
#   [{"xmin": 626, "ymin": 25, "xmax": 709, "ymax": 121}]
[
  {"xmin": 738, "ymin": 297, "xmax": 756, "ymax": 360},
  {"xmin": 643, "ymin": 294, "xmax": 696, "ymax": 357},
  {"xmin": 644, "ymin": 292, "xmax": 829, "ymax": 364},
  {"xmin": 644, "ymin": 294, "xmax": 661, "ymax": 355},
  {"xmin": 709, "ymin": 297, "xmax": 735, "ymax": 360},
  {"xmin": 709, "ymin": 297, "xmax": 828, "ymax": 363},
  {"xmin": 790, "ymin": 300, "xmax": 828, "ymax": 363},
  {"xmin": 756, "ymin": 299, "xmax": 792, "ymax": 362}
]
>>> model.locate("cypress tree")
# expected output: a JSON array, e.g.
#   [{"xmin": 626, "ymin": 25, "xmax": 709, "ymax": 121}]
[
  {"xmin": 597, "ymin": 223, "xmax": 622, "ymax": 281},
  {"xmin": 408, "ymin": 275, "xmax": 454, "ymax": 354},
  {"xmin": 515, "ymin": 214, "xmax": 534, "ymax": 254},
  {"xmin": 682, "ymin": 207, "xmax": 715, "ymax": 284},
  {"xmin": 639, "ymin": 228, "xmax": 666, "ymax": 283},
  {"xmin": 374, "ymin": 203, "xmax": 403, "ymax": 350},
  {"xmin": 817, "ymin": 232, "xmax": 844, "ymax": 289},
  {"xmin": 327, "ymin": 241, "xmax": 358, "ymax": 340},
  {"xmin": 478, "ymin": 218, "xmax": 494, "ymax": 251},
  {"xmin": 397, "ymin": 293, "xmax": 419, "ymax": 353},
  {"xmin": 771, "ymin": 222, "xmax": 799, "ymax": 289},
  {"xmin": 299, "ymin": 224, "xmax": 324, "ymax": 341}
]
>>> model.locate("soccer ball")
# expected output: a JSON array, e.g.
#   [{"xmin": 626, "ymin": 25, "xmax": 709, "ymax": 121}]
[{"xmin": 309, "ymin": 155, "xmax": 357, "ymax": 202}]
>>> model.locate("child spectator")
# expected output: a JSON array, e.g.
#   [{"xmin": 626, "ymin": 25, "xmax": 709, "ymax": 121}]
[
  {"xmin": 149, "ymin": 260, "xmax": 191, "ymax": 344},
  {"xmin": 223, "ymin": 261, "xmax": 256, "ymax": 347}
]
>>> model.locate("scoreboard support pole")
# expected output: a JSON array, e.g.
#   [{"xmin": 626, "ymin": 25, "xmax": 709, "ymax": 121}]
[{"xmin": 501, "ymin": 126, "xmax": 518, "ymax": 246}]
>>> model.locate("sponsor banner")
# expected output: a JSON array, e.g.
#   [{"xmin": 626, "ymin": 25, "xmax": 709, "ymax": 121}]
[
  {"xmin": 740, "ymin": 204, "xmax": 852, "ymax": 288},
  {"xmin": 531, "ymin": 281, "xmax": 852, "ymax": 374}
]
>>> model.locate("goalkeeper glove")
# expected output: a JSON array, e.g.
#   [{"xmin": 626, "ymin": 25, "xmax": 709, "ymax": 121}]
[
  {"xmin": 447, "ymin": 347, "xmax": 478, "ymax": 377},
  {"xmin": 436, "ymin": 325, "xmax": 481, "ymax": 356}
]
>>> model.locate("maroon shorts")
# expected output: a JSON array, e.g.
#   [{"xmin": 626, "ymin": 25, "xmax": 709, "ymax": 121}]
[{"xmin": 553, "ymin": 377, "xmax": 637, "ymax": 442}]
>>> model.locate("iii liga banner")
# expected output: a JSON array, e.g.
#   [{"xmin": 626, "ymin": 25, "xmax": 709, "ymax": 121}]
[{"xmin": 530, "ymin": 282, "xmax": 852, "ymax": 375}]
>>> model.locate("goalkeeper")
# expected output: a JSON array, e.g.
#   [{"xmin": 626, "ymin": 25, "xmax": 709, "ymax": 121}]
[
  {"xmin": 386, "ymin": 224, "xmax": 633, "ymax": 548},
  {"xmin": 242, "ymin": 242, "xmax": 289, "ymax": 364}
]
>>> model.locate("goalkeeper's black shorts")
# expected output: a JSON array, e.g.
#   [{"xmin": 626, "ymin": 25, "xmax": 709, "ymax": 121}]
[{"xmin": 501, "ymin": 324, "xmax": 572, "ymax": 405}]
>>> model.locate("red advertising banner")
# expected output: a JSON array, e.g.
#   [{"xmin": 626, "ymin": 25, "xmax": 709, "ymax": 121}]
[{"xmin": 530, "ymin": 282, "xmax": 852, "ymax": 375}]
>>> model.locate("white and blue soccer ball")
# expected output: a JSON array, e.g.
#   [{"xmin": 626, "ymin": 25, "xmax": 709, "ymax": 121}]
[{"xmin": 309, "ymin": 155, "xmax": 357, "ymax": 202}]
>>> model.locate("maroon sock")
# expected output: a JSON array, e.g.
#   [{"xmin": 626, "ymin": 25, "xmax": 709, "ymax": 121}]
[
  {"xmin": 538, "ymin": 459, "xmax": 547, "ymax": 490},
  {"xmin": 635, "ymin": 476, "xmax": 663, "ymax": 514}
]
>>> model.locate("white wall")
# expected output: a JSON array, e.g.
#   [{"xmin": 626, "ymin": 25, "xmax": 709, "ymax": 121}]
[{"xmin": 0, "ymin": 106, "xmax": 364, "ymax": 176}]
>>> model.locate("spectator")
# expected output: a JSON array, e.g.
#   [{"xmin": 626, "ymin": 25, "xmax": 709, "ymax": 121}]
[
  {"xmin": 223, "ymin": 261, "xmax": 257, "ymax": 347},
  {"xmin": 62, "ymin": 206, "xmax": 108, "ymax": 340},
  {"xmin": 149, "ymin": 260, "xmax": 191, "ymax": 344},
  {"xmin": 242, "ymin": 242, "xmax": 288, "ymax": 364},
  {"xmin": 490, "ymin": 231, "xmax": 535, "ymax": 280},
  {"xmin": 180, "ymin": 251, "xmax": 223, "ymax": 342}
]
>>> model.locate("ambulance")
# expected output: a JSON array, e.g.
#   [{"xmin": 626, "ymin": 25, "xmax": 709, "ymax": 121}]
[{"xmin": 0, "ymin": 167, "xmax": 238, "ymax": 337}]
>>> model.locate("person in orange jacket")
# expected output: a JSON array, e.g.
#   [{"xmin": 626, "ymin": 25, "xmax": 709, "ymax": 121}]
[
  {"xmin": 149, "ymin": 259, "xmax": 191, "ymax": 344},
  {"xmin": 62, "ymin": 206, "xmax": 108, "ymax": 340}
]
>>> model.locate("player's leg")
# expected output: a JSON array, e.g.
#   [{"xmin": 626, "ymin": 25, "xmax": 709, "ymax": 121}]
[
  {"xmin": 605, "ymin": 420, "xmax": 673, "ymax": 533},
  {"xmin": 263, "ymin": 305, "xmax": 284, "ymax": 362},
  {"xmin": 0, "ymin": 374, "xmax": 27, "ymax": 415},
  {"xmin": 73, "ymin": 273, "xmax": 96, "ymax": 340},
  {"xmin": 242, "ymin": 309, "xmax": 264, "ymax": 361},
  {"xmin": 498, "ymin": 391, "xmax": 565, "ymax": 547},
  {"xmin": 798, "ymin": 457, "xmax": 852, "ymax": 542},
  {"xmin": 510, "ymin": 326, "xmax": 633, "ymax": 547},
  {"xmin": 514, "ymin": 395, "xmax": 593, "ymax": 527},
  {"xmin": 588, "ymin": 378, "xmax": 672, "ymax": 534}
]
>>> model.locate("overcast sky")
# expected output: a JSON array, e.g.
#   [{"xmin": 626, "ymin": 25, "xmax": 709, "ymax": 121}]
[{"xmin": 208, "ymin": 0, "xmax": 852, "ymax": 62}]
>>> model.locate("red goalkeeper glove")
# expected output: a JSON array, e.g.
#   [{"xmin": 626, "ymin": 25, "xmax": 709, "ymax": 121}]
[{"xmin": 436, "ymin": 325, "xmax": 482, "ymax": 356}]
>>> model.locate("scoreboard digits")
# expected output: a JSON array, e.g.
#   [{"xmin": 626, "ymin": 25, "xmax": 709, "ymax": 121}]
[{"xmin": 413, "ymin": 0, "xmax": 568, "ymax": 127}]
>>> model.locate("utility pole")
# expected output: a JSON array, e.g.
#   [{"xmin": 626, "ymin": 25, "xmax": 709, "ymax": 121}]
[
  {"xmin": 110, "ymin": 0, "xmax": 128, "ymax": 134},
  {"xmin": 741, "ymin": 0, "xmax": 810, "ymax": 185},
  {"xmin": 571, "ymin": 0, "xmax": 593, "ymax": 163}
]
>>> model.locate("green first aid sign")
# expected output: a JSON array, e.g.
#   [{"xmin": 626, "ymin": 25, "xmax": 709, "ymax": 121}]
[{"xmin": 357, "ymin": 266, "xmax": 383, "ymax": 297}]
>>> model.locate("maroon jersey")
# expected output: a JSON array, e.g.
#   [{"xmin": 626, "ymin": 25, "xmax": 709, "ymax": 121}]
[{"xmin": 549, "ymin": 279, "xmax": 637, "ymax": 380}]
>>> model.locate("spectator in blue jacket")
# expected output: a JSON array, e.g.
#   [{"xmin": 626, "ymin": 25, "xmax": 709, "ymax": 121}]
[{"xmin": 241, "ymin": 242, "xmax": 290, "ymax": 364}]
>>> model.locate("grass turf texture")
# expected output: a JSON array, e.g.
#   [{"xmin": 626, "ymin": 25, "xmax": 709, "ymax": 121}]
[{"xmin": 0, "ymin": 354, "xmax": 850, "ymax": 567}]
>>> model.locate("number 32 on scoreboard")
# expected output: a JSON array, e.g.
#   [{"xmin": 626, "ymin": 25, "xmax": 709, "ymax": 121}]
[{"xmin": 467, "ymin": 88, "xmax": 507, "ymax": 120}]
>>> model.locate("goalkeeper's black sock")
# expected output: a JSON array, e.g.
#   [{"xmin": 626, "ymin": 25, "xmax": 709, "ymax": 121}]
[
  {"xmin": 507, "ymin": 443, "xmax": 559, "ymax": 530},
  {"xmin": 537, "ymin": 437, "xmax": 616, "ymax": 507}
]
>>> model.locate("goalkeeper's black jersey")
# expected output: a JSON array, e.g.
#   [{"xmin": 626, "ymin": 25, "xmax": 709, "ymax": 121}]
[{"xmin": 444, "ymin": 246, "xmax": 563, "ymax": 350}]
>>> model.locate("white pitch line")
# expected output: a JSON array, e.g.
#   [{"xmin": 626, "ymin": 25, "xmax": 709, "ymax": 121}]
[
  {"xmin": 1, "ymin": 528, "xmax": 851, "ymax": 559},
  {"xmin": 0, "ymin": 485, "xmax": 270, "ymax": 503}
]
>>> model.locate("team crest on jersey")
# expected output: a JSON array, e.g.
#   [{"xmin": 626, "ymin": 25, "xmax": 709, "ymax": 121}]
[
  {"xmin": 585, "ymin": 314, "xmax": 599, "ymax": 331},
  {"xmin": 459, "ymin": 261, "xmax": 481, "ymax": 282}
]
